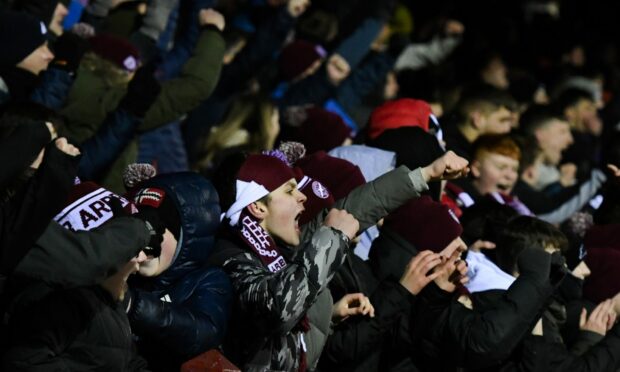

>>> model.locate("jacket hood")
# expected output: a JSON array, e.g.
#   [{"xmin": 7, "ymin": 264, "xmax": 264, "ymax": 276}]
[{"xmin": 140, "ymin": 172, "xmax": 221, "ymax": 285}]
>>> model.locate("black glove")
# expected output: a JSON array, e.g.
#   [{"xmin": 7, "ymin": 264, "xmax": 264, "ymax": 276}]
[
  {"xmin": 118, "ymin": 60, "xmax": 162, "ymax": 117},
  {"xmin": 517, "ymin": 247, "xmax": 551, "ymax": 283},
  {"xmin": 133, "ymin": 207, "xmax": 165, "ymax": 258},
  {"xmin": 108, "ymin": 197, "xmax": 161, "ymax": 257},
  {"xmin": 52, "ymin": 32, "xmax": 90, "ymax": 72},
  {"xmin": 549, "ymin": 250, "xmax": 569, "ymax": 287}
]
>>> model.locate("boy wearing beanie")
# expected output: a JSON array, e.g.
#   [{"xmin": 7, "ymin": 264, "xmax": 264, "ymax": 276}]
[
  {"xmin": 126, "ymin": 172, "xmax": 232, "ymax": 372},
  {"xmin": 4, "ymin": 246, "xmax": 152, "ymax": 371},
  {"xmin": 369, "ymin": 198, "xmax": 563, "ymax": 371},
  {"xmin": 489, "ymin": 216, "xmax": 620, "ymax": 371},
  {"xmin": 292, "ymin": 159, "xmax": 459, "ymax": 371},
  {"xmin": 210, "ymin": 150, "xmax": 469, "ymax": 371},
  {"xmin": 3, "ymin": 179, "xmax": 163, "ymax": 371}
]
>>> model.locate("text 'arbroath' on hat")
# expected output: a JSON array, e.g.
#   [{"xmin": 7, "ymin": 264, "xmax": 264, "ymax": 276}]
[
  {"xmin": 54, "ymin": 180, "xmax": 134, "ymax": 232},
  {"xmin": 384, "ymin": 195, "xmax": 463, "ymax": 253},
  {"xmin": 225, "ymin": 154, "xmax": 297, "ymax": 226}
]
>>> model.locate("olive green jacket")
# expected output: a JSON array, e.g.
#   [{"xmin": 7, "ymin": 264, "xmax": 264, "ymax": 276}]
[{"xmin": 61, "ymin": 29, "xmax": 225, "ymax": 192}]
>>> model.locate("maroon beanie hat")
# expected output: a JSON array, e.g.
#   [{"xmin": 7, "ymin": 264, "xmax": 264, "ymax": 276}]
[
  {"xmin": 582, "ymin": 223, "xmax": 620, "ymax": 304},
  {"xmin": 295, "ymin": 151, "xmax": 365, "ymax": 200},
  {"xmin": 225, "ymin": 154, "xmax": 297, "ymax": 225},
  {"xmin": 368, "ymin": 98, "xmax": 433, "ymax": 140},
  {"xmin": 384, "ymin": 195, "xmax": 463, "ymax": 253},
  {"xmin": 54, "ymin": 180, "xmax": 135, "ymax": 231},
  {"xmin": 583, "ymin": 224, "xmax": 620, "ymax": 250},
  {"xmin": 298, "ymin": 107, "xmax": 352, "ymax": 153},
  {"xmin": 583, "ymin": 247, "xmax": 620, "ymax": 304},
  {"xmin": 279, "ymin": 39, "xmax": 327, "ymax": 81},
  {"xmin": 89, "ymin": 33, "xmax": 140, "ymax": 72},
  {"xmin": 296, "ymin": 172, "xmax": 335, "ymax": 226},
  {"xmin": 237, "ymin": 154, "xmax": 297, "ymax": 192}
]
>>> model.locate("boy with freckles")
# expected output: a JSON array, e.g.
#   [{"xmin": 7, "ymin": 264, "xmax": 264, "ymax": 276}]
[{"xmin": 209, "ymin": 150, "xmax": 469, "ymax": 371}]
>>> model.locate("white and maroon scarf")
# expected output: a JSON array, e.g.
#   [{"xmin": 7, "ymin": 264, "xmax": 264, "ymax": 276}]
[
  {"xmin": 235, "ymin": 210, "xmax": 310, "ymax": 372},
  {"xmin": 236, "ymin": 210, "xmax": 287, "ymax": 273}
]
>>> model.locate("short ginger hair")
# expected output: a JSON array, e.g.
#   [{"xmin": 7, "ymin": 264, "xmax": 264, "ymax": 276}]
[{"xmin": 471, "ymin": 134, "xmax": 521, "ymax": 162}]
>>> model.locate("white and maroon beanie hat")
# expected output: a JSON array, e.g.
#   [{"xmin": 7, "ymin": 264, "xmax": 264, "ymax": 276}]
[
  {"xmin": 54, "ymin": 179, "xmax": 135, "ymax": 232},
  {"xmin": 225, "ymin": 154, "xmax": 296, "ymax": 226}
]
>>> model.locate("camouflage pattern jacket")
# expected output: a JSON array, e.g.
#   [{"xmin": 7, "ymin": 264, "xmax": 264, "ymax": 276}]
[{"xmin": 210, "ymin": 166, "xmax": 429, "ymax": 371}]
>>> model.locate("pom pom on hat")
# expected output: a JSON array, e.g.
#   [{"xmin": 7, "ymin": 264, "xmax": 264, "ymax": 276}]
[
  {"xmin": 565, "ymin": 212, "xmax": 594, "ymax": 239},
  {"xmin": 123, "ymin": 163, "xmax": 157, "ymax": 189},
  {"xmin": 384, "ymin": 196, "xmax": 463, "ymax": 253},
  {"xmin": 278, "ymin": 141, "xmax": 307, "ymax": 166},
  {"xmin": 262, "ymin": 149, "xmax": 291, "ymax": 167},
  {"xmin": 89, "ymin": 33, "xmax": 140, "ymax": 72}
]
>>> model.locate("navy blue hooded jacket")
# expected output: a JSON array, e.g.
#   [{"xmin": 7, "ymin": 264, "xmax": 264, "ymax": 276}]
[{"xmin": 127, "ymin": 172, "xmax": 232, "ymax": 371}]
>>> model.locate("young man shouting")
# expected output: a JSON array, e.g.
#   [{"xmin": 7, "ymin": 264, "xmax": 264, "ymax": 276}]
[{"xmin": 210, "ymin": 149, "xmax": 469, "ymax": 371}]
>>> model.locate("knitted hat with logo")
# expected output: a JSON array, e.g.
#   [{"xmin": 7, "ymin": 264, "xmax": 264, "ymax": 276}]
[
  {"xmin": 278, "ymin": 39, "xmax": 326, "ymax": 81},
  {"xmin": 384, "ymin": 195, "xmax": 463, "ymax": 253},
  {"xmin": 54, "ymin": 180, "xmax": 135, "ymax": 232},
  {"xmin": 295, "ymin": 151, "xmax": 366, "ymax": 201},
  {"xmin": 89, "ymin": 33, "xmax": 140, "ymax": 72},
  {"xmin": 225, "ymin": 154, "xmax": 297, "ymax": 226}
]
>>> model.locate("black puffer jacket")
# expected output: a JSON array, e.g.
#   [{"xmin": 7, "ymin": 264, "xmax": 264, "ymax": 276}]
[
  {"xmin": 3, "ymin": 285, "xmax": 148, "ymax": 371},
  {"xmin": 319, "ymin": 253, "xmax": 419, "ymax": 372},
  {"xmin": 127, "ymin": 172, "xmax": 233, "ymax": 371},
  {"xmin": 0, "ymin": 120, "xmax": 76, "ymax": 276},
  {"xmin": 370, "ymin": 228, "xmax": 559, "ymax": 372}
]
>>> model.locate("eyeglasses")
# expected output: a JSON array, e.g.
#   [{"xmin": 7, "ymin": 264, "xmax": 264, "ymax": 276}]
[{"xmin": 140, "ymin": 245, "xmax": 161, "ymax": 258}]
